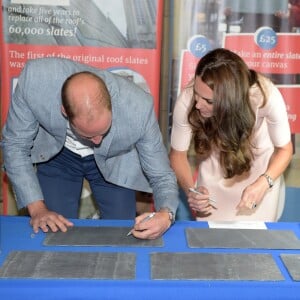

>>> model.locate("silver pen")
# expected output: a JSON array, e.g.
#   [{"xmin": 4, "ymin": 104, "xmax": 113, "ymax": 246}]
[
  {"xmin": 188, "ymin": 188, "xmax": 217, "ymax": 204},
  {"xmin": 126, "ymin": 212, "xmax": 156, "ymax": 236}
]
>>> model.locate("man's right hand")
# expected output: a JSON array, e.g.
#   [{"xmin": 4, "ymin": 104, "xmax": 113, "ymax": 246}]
[{"xmin": 27, "ymin": 200, "xmax": 74, "ymax": 233}]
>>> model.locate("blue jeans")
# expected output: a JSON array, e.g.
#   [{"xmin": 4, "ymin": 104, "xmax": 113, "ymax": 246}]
[{"xmin": 36, "ymin": 147, "xmax": 136, "ymax": 219}]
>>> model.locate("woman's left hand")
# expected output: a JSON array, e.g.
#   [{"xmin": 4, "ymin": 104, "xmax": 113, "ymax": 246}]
[{"xmin": 237, "ymin": 176, "xmax": 270, "ymax": 211}]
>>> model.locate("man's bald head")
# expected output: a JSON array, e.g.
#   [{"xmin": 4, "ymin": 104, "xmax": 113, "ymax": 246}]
[{"xmin": 61, "ymin": 71, "xmax": 111, "ymax": 122}]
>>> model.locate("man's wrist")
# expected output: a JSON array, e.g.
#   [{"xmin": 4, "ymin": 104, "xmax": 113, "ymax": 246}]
[
  {"xmin": 159, "ymin": 207, "xmax": 175, "ymax": 225},
  {"xmin": 27, "ymin": 200, "xmax": 47, "ymax": 216}
]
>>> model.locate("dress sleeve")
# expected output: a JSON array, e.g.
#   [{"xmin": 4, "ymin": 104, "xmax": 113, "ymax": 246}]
[
  {"xmin": 170, "ymin": 87, "xmax": 193, "ymax": 151},
  {"xmin": 259, "ymin": 81, "xmax": 291, "ymax": 147}
]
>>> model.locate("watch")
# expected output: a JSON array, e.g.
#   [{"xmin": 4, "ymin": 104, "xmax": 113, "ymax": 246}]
[
  {"xmin": 261, "ymin": 173, "xmax": 274, "ymax": 188},
  {"xmin": 159, "ymin": 207, "xmax": 175, "ymax": 225}
]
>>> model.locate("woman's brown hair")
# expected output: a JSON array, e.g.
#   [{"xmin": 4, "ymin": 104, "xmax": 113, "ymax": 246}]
[{"xmin": 188, "ymin": 48, "xmax": 266, "ymax": 178}]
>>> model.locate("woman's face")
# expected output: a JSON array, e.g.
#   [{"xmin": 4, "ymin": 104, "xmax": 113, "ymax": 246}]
[{"xmin": 193, "ymin": 76, "xmax": 214, "ymax": 118}]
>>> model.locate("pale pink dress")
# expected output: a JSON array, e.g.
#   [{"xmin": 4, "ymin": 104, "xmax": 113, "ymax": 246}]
[{"xmin": 171, "ymin": 78, "xmax": 291, "ymax": 221}]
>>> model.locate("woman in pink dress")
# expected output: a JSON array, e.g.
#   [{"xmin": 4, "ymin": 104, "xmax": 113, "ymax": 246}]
[{"xmin": 170, "ymin": 48, "xmax": 293, "ymax": 221}]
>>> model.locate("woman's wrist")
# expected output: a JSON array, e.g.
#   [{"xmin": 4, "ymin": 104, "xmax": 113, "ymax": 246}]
[{"xmin": 260, "ymin": 173, "xmax": 274, "ymax": 188}]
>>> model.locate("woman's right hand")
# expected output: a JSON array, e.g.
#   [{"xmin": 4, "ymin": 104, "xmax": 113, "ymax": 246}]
[{"xmin": 187, "ymin": 186, "xmax": 215, "ymax": 214}]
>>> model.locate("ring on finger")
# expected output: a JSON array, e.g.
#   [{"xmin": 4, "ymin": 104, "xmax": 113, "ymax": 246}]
[{"xmin": 251, "ymin": 202, "xmax": 257, "ymax": 209}]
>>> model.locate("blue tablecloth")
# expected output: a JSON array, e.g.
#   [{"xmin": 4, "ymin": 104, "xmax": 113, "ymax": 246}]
[{"xmin": 0, "ymin": 216, "xmax": 300, "ymax": 300}]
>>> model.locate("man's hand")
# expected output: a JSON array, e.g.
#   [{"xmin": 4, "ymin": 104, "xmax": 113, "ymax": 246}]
[
  {"xmin": 130, "ymin": 211, "xmax": 172, "ymax": 240},
  {"xmin": 27, "ymin": 200, "xmax": 74, "ymax": 233}
]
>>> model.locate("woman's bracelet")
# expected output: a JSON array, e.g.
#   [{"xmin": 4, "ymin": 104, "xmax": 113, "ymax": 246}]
[{"xmin": 260, "ymin": 173, "xmax": 274, "ymax": 188}]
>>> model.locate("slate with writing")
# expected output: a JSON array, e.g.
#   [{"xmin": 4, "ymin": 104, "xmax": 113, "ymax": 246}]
[
  {"xmin": 151, "ymin": 252, "xmax": 283, "ymax": 281},
  {"xmin": 0, "ymin": 251, "xmax": 136, "ymax": 279},
  {"xmin": 186, "ymin": 228, "xmax": 300, "ymax": 249},
  {"xmin": 280, "ymin": 254, "xmax": 300, "ymax": 281},
  {"xmin": 44, "ymin": 226, "xmax": 163, "ymax": 247}
]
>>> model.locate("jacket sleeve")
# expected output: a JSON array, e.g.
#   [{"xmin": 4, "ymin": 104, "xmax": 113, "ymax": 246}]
[
  {"xmin": 135, "ymin": 94, "xmax": 180, "ymax": 215},
  {"xmin": 1, "ymin": 61, "xmax": 44, "ymax": 208}
]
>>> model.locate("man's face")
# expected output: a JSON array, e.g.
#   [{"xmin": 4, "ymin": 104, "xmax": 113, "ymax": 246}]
[{"xmin": 70, "ymin": 110, "xmax": 112, "ymax": 145}]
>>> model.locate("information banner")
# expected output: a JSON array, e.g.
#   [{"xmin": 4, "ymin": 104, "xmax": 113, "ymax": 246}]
[
  {"xmin": 172, "ymin": 0, "xmax": 300, "ymax": 134},
  {"xmin": 224, "ymin": 31, "xmax": 300, "ymax": 130},
  {"xmin": 224, "ymin": 32, "xmax": 300, "ymax": 74},
  {"xmin": 278, "ymin": 85, "xmax": 300, "ymax": 133},
  {"xmin": 0, "ymin": 0, "xmax": 163, "ymax": 214}
]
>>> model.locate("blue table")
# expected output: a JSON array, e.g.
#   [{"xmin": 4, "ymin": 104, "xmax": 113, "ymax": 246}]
[{"xmin": 0, "ymin": 216, "xmax": 300, "ymax": 300}]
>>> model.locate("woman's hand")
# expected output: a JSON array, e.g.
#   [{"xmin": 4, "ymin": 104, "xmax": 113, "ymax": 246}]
[
  {"xmin": 187, "ymin": 186, "xmax": 216, "ymax": 214},
  {"xmin": 237, "ymin": 175, "xmax": 270, "ymax": 211}
]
